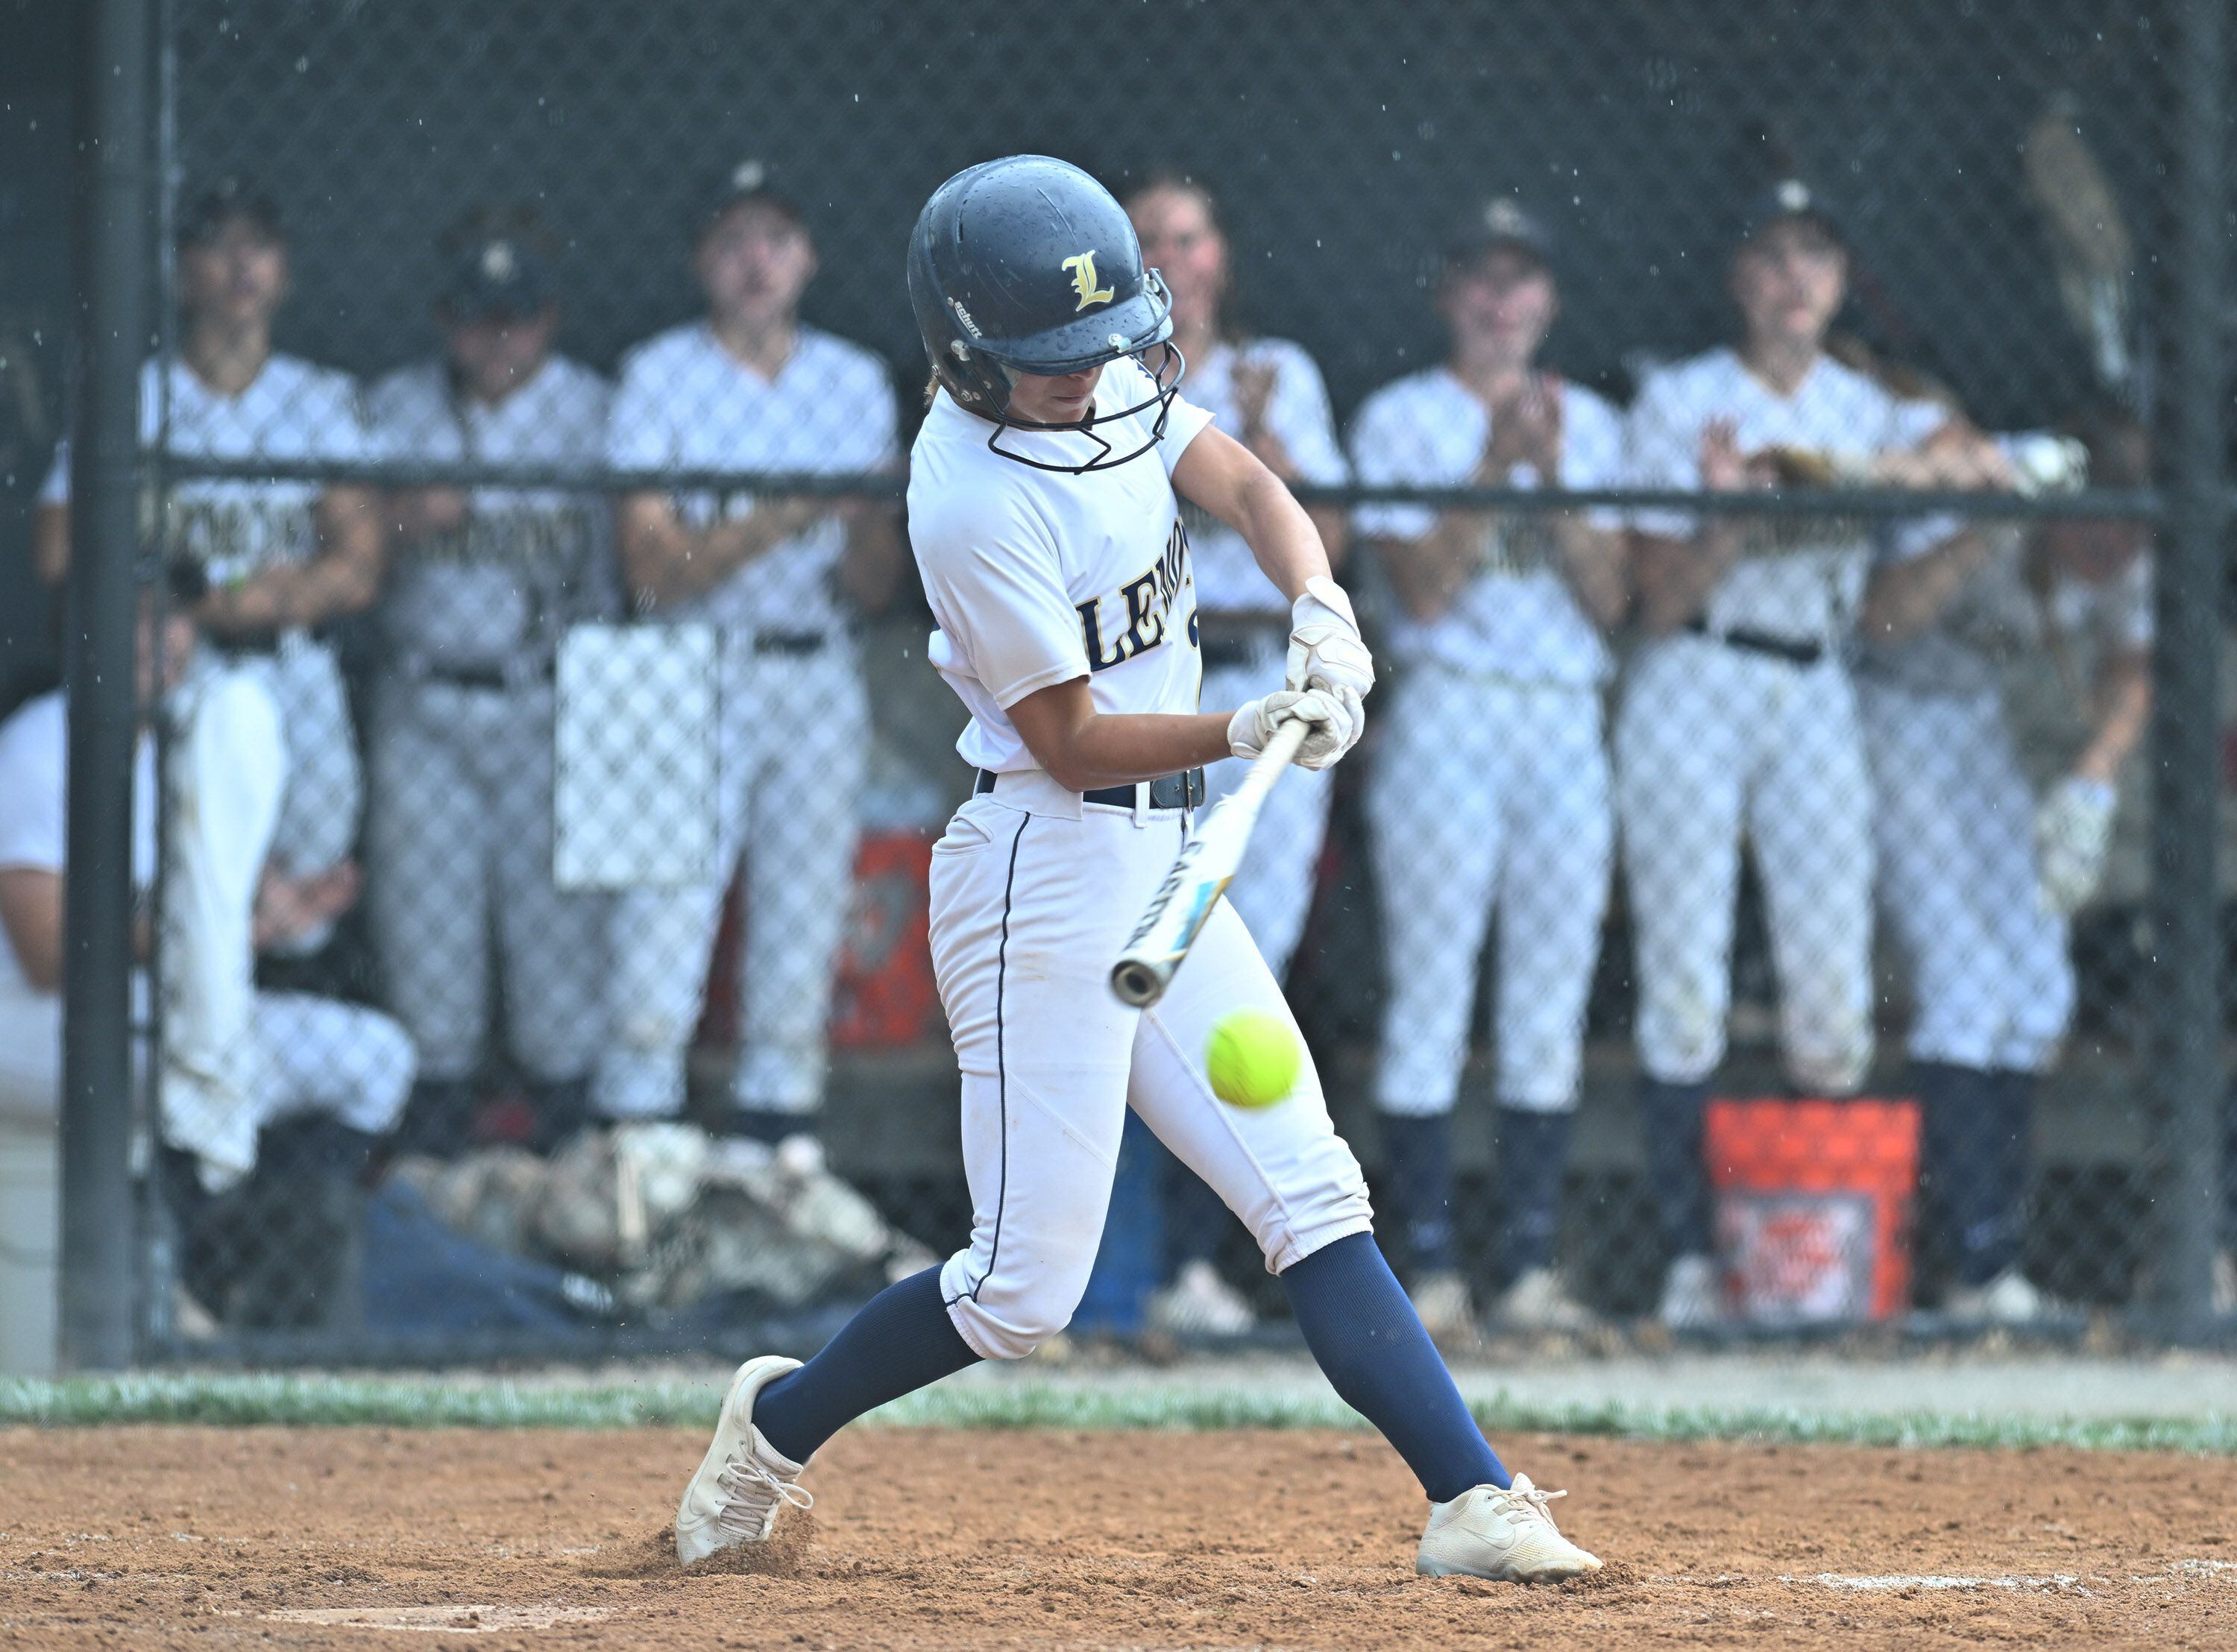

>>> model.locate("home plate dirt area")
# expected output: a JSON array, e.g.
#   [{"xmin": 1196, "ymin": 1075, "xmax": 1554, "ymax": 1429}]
[{"xmin": 1, "ymin": 1425, "xmax": 2231, "ymax": 1649}]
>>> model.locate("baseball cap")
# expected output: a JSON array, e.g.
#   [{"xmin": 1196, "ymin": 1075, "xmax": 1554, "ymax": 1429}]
[
  {"xmin": 699, "ymin": 156, "xmax": 805, "ymax": 233},
  {"xmin": 1442, "ymin": 196, "xmax": 1555, "ymax": 268},
  {"xmin": 177, "ymin": 177, "xmax": 283, "ymax": 248},
  {"xmin": 1735, "ymin": 177, "xmax": 1846, "ymax": 247},
  {"xmin": 439, "ymin": 233, "xmax": 553, "ymax": 321}
]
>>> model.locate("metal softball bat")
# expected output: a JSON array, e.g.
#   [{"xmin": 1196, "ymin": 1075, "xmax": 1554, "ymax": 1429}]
[{"xmin": 1110, "ymin": 718, "xmax": 1310, "ymax": 1008}]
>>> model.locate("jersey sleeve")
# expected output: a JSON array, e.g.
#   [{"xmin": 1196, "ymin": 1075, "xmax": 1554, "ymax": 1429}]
[
  {"xmin": 37, "ymin": 439, "xmax": 69, "ymax": 507},
  {"xmin": 833, "ymin": 352, "xmax": 900, "ymax": 470},
  {"xmin": 605, "ymin": 344, "xmax": 677, "ymax": 471},
  {"xmin": 1154, "ymin": 386, "xmax": 1215, "ymax": 476},
  {"xmin": 1622, "ymin": 371, "xmax": 1700, "ymax": 540},
  {"xmin": 916, "ymin": 501, "xmax": 1090, "ymax": 709},
  {"xmin": 2100, "ymin": 555, "xmax": 2154, "ymax": 653},
  {"xmin": 1559, "ymin": 385, "xmax": 1626, "ymax": 532},
  {"xmin": 1261, "ymin": 342, "xmax": 1348, "ymax": 486},
  {"xmin": 0, "ymin": 701, "xmax": 66, "ymax": 875},
  {"xmin": 1348, "ymin": 385, "xmax": 1437, "ymax": 543}
]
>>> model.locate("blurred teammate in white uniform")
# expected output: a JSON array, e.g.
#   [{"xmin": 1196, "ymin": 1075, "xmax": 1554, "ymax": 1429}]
[
  {"xmin": 1858, "ymin": 404, "xmax": 2151, "ymax": 1322},
  {"xmin": 366, "ymin": 209, "xmax": 615, "ymax": 1155},
  {"xmin": 34, "ymin": 182, "xmax": 383, "ymax": 953},
  {"xmin": 1351, "ymin": 200, "xmax": 1629, "ymax": 1336},
  {"xmin": 1620, "ymin": 181, "xmax": 1957, "ymax": 1327},
  {"xmin": 1125, "ymin": 173, "xmax": 1351, "ymax": 1337},
  {"xmin": 597, "ymin": 161, "xmax": 903, "ymax": 1143},
  {"xmin": 670, "ymin": 158, "xmax": 1600, "ymax": 1589}
]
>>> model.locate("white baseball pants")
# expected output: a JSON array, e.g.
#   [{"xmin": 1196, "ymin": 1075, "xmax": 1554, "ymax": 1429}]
[
  {"xmin": 928, "ymin": 775, "xmax": 1374, "ymax": 1361},
  {"xmin": 239, "ymin": 634, "xmax": 362, "ymax": 881},
  {"xmin": 365, "ymin": 677, "xmax": 610, "ymax": 1084},
  {"xmin": 595, "ymin": 634, "xmax": 866, "ymax": 1120},
  {"xmin": 1201, "ymin": 637, "xmax": 1335, "ymax": 980},
  {"xmin": 1860, "ymin": 679, "xmax": 2072, "ymax": 1072},
  {"xmin": 1615, "ymin": 634, "xmax": 1876, "ymax": 1093},
  {"xmin": 1370, "ymin": 667, "xmax": 1612, "ymax": 1115}
]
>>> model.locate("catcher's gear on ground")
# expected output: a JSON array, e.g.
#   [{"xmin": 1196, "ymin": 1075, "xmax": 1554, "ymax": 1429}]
[
  {"xmin": 907, "ymin": 154, "xmax": 1180, "ymax": 471},
  {"xmin": 1227, "ymin": 684, "xmax": 1362, "ymax": 771},
  {"xmin": 1284, "ymin": 574, "xmax": 1375, "ymax": 700},
  {"xmin": 2035, "ymin": 774, "xmax": 2116, "ymax": 915}
]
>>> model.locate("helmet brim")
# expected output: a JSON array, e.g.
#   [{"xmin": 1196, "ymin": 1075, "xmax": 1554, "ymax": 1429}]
[{"xmin": 969, "ymin": 278, "xmax": 1174, "ymax": 377}]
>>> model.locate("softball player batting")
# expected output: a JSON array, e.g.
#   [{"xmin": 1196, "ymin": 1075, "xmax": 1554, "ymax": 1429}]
[
  {"xmin": 365, "ymin": 209, "xmax": 615, "ymax": 1155},
  {"xmin": 1124, "ymin": 171, "xmax": 1352, "ymax": 1337},
  {"xmin": 596, "ymin": 160, "xmax": 901, "ymax": 1141},
  {"xmin": 1350, "ymin": 198, "xmax": 1627, "ymax": 1338},
  {"xmin": 1620, "ymin": 180, "xmax": 1956, "ymax": 1328},
  {"xmin": 35, "ymin": 181, "xmax": 382, "ymax": 951},
  {"xmin": 672, "ymin": 156, "xmax": 1599, "ymax": 1586},
  {"xmin": 1859, "ymin": 405, "xmax": 2151, "ymax": 1322}
]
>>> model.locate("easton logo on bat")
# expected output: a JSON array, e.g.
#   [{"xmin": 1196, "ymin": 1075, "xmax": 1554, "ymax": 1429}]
[{"xmin": 1121, "ymin": 834, "xmax": 1230, "ymax": 956}]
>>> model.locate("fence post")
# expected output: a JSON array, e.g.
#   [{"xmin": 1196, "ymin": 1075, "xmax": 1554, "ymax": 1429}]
[
  {"xmin": 2146, "ymin": 0, "xmax": 2228, "ymax": 1339},
  {"xmin": 60, "ymin": 0, "xmax": 154, "ymax": 1371}
]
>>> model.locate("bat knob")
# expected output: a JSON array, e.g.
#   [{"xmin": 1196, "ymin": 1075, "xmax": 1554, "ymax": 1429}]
[{"xmin": 1110, "ymin": 959, "xmax": 1166, "ymax": 1008}]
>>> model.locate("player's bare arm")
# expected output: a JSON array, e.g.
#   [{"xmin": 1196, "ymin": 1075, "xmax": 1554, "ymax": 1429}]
[
  {"xmin": 2077, "ymin": 646, "xmax": 2151, "ymax": 786},
  {"xmin": 613, "ymin": 488, "xmax": 825, "ymax": 610},
  {"xmin": 835, "ymin": 493, "xmax": 907, "ymax": 614},
  {"xmin": 196, "ymin": 482, "xmax": 386, "ymax": 634},
  {"xmin": 29, "ymin": 500, "xmax": 68, "ymax": 586},
  {"xmin": 1007, "ymin": 676, "xmax": 1234, "ymax": 794},
  {"xmin": 1860, "ymin": 524, "xmax": 2006, "ymax": 643},
  {"xmin": 1170, "ymin": 423, "xmax": 1330, "ymax": 602},
  {"xmin": 1633, "ymin": 418, "xmax": 1752, "ymax": 633}
]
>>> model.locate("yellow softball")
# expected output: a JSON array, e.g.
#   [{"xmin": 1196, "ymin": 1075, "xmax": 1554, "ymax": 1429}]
[{"xmin": 1204, "ymin": 1009, "xmax": 1301, "ymax": 1109}]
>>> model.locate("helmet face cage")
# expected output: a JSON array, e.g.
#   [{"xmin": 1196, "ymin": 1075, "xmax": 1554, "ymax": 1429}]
[{"xmin": 909, "ymin": 157, "xmax": 1188, "ymax": 473}]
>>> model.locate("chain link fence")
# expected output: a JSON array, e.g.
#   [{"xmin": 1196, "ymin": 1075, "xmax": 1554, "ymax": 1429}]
[{"xmin": 10, "ymin": 0, "xmax": 2229, "ymax": 1362}]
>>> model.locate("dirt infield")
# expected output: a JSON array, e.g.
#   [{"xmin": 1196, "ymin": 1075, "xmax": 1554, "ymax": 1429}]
[{"xmin": 2, "ymin": 1425, "xmax": 2231, "ymax": 1648}]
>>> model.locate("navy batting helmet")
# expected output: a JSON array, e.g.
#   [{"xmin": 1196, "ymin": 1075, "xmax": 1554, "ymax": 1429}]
[{"xmin": 908, "ymin": 155, "xmax": 1181, "ymax": 471}]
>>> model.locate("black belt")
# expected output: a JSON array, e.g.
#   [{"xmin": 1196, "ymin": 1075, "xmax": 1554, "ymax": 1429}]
[
  {"xmin": 975, "ymin": 766, "xmax": 1206, "ymax": 810},
  {"xmin": 1198, "ymin": 635, "xmax": 1258, "ymax": 671},
  {"xmin": 754, "ymin": 629, "xmax": 830, "ymax": 656},
  {"xmin": 1684, "ymin": 618, "xmax": 1825, "ymax": 667},
  {"xmin": 217, "ymin": 631, "xmax": 284, "ymax": 659},
  {"xmin": 422, "ymin": 661, "xmax": 554, "ymax": 691}
]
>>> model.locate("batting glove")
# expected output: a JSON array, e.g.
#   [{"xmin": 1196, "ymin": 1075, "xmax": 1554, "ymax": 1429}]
[
  {"xmin": 1285, "ymin": 575, "xmax": 1376, "ymax": 702},
  {"xmin": 2036, "ymin": 775, "xmax": 2117, "ymax": 915},
  {"xmin": 1228, "ymin": 684, "xmax": 1365, "ymax": 772}
]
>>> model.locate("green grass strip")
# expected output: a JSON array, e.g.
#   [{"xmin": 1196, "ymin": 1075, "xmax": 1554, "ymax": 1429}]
[{"xmin": 2, "ymin": 1372, "xmax": 2233, "ymax": 1453}]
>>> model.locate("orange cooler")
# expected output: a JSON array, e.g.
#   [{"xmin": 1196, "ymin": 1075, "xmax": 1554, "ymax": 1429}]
[{"xmin": 1703, "ymin": 1097, "xmax": 1920, "ymax": 1324}]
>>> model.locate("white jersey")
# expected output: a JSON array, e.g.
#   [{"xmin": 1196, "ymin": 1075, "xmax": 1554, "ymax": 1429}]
[
  {"xmin": 367, "ymin": 355, "xmax": 616, "ymax": 668},
  {"xmin": 908, "ymin": 356, "xmax": 1215, "ymax": 773},
  {"xmin": 1350, "ymin": 368, "xmax": 1624, "ymax": 684},
  {"xmin": 1626, "ymin": 347, "xmax": 1941, "ymax": 645},
  {"xmin": 41, "ymin": 355, "xmax": 371, "ymax": 585},
  {"xmin": 1863, "ymin": 530, "xmax": 2153, "ymax": 699},
  {"xmin": 606, "ymin": 322, "xmax": 896, "ymax": 635},
  {"xmin": 0, "ymin": 693, "xmax": 157, "ymax": 1007},
  {"xmin": 1180, "ymin": 338, "xmax": 1347, "ymax": 614}
]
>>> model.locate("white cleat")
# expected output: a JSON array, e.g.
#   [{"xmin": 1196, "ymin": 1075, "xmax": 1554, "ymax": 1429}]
[
  {"xmin": 1408, "ymin": 1270, "xmax": 1480, "ymax": 1343},
  {"xmin": 1491, "ymin": 1267, "xmax": 1599, "ymax": 1333},
  {"xmin": 1147, "ymin": 1259, "xmax": 1259, "ymax": 1337},
  {"xmin": 1657, "ymin": 1253, "xmax": 1727, "ymax": 1330},
  {"xmin": 1418, "ymin": 1472, "xmax": 1603, "ymax": 1583},
  {"xmin": 1942, "ymin": 1267, "xmax": 2071, "ymax": 1326},
  {"xmin": 674, "ymin": 1355, "xmax": 813, "ymax": 1567}
]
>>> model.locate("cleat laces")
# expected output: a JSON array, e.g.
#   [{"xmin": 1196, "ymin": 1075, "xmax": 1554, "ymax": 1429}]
[{"xmin": 711, "ymin": 1453, "xmax": 814, "ymax": 1544}]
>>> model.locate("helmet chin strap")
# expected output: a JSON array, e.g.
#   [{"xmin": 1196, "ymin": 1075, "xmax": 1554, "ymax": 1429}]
[{"xmin": 984, "ymin": 341, "xmax": 1186, "ymax": 474}]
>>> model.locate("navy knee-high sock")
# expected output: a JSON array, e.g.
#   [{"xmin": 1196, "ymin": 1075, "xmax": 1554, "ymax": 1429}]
[
  {"xmin": 1282, "ymin": 1232, "xmax": 1507, "ymax": 1501},
  {"xmin": 752, "ymin": 1267, "xmax": 980, "ymax": 1464},
  {"xmin": 1639, "ymin": 1077, "xmax": 1713, "ymax": 1257},
  {"xmin": 1379, "ymin": 1112, "xmax": 1458, "ymax": 1274},
  {"xmin": 1493, "ymin": 1106, "xmax": 1574, "ymax": 1286}
]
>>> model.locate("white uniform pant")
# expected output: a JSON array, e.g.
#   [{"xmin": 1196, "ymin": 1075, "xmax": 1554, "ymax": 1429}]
[
  {"xmin": 236, "ymin": 634, "xmax": 362, "ymax": 881},
  {"xmin": 1371, "ymin": 668, "xmax": 1611, "ymax": 1115},
  {"xmin": 0, "ymin": 989, "xmax": 411, "ymax": 1138},
  {"xmin": 596, "ymin": 634, "xmax": 866, "ymax": 1120},
  {"xmin": 1201, "ymin": 636, "xmax": 1334, "ymax": 980},
  {"xmin": 928, "ymin": 775, "xmax": 1374, "ymax": 1360},
  {"xmin": 365, "ymin": 676, "xmax": 609, "ymax": 1084},
  {"xmin": 1615, "ymin": 634, "xmax": 1875, "ymax": 1092},
  {"xmin": 1860, "ymin": 680, "xmax": 2072, "ymax": 1072}
]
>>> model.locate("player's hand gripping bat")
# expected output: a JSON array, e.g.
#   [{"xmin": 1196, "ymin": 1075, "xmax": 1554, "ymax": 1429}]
[{"xmin": 1110, "ymin": 718, "xmax": 1309, "ymax": 1008}]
